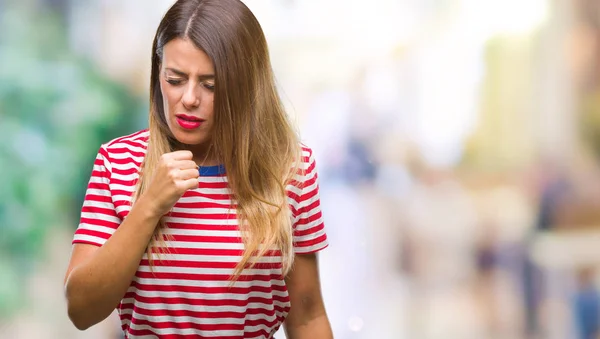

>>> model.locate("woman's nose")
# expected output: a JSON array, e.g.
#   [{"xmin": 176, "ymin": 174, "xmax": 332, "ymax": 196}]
[{"xmin": 181, "ymin": 83, "xmax": 200, "ymax": 109}]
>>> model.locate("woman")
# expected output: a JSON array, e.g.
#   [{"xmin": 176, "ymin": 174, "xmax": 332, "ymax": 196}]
[{"xmin": 63, "ymin": 0, "xmax": 332, "ymax": 338}]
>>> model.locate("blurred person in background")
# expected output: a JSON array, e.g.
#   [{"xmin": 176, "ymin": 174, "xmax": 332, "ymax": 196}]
[
  {"xmin": 62, "ymin": 0, "xmax": 332, "ymax": 338},
  {"xmin": 523, "ymin": 159, "xmax": 569, "ymax": 338},
  {"xmin": 573, "ymin": 267, "xmax": 600, "ymax": 339},
  {"xmin": 527, "ymin": 155, "xmax": 600, "ymax": 339}
]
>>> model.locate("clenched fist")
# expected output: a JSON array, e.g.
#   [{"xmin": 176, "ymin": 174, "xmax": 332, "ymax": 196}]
[{"xmin": 141, "ymin": 150, "xmax": 199, "ymax": 218}]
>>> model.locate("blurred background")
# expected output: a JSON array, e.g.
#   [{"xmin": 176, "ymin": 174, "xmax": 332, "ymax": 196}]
[{"xmin": 2, "ymin": 0, "xmax": 600, "ymax": 338}]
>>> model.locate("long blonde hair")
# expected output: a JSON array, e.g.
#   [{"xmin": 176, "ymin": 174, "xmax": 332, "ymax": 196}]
[{"xmin": 134, "ymin": 0, "xmax": 301, "ymax": 280}]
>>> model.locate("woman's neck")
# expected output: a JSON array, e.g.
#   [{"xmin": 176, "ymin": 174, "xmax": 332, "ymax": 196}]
[
  {"xmin": 170, "ymin": 138, "xmax": 219, "ymax": 166},
  {"xmin": 188, "ymin": 145, "xmax": 219, "ymax": 167}
]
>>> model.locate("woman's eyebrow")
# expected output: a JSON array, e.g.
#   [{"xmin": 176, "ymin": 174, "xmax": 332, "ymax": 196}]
[{"xmin": 165, "ymin": 67, "xmax": 214, "ymax": 80}]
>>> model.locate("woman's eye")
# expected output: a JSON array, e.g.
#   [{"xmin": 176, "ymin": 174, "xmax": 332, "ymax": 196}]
[
  {"xmin": 203, "ymin": 83, "xmax": 215, "ymax": 91},
  {"xmin": 166, "ymin": 79, "xmax": 183, "ymax": 86}
]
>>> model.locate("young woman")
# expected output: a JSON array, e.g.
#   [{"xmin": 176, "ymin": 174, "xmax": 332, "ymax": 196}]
[{"xmin": 63, "ymin": 0, "xmax": 332, "ymax": 338}]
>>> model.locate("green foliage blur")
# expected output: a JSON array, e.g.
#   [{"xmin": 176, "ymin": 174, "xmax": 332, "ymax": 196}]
[{"xmin": 0, "ymin": 2, "xmax": 145, "ymax": 318}]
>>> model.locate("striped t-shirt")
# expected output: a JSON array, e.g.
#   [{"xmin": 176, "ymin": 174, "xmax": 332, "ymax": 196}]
[{"xmin": 72, "ymin": 130, "xmax": 328, "ymax": 338}]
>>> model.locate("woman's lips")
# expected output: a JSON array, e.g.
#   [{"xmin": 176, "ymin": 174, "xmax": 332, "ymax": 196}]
[{"xmin": 175, "ymin": 114, "xmax": 204, "ymax": 130}]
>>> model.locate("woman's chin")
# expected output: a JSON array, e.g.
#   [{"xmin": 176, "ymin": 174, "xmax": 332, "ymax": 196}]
[{"xmin": 171, "ymin": 130, "xmax": 208, "ymax": 147}]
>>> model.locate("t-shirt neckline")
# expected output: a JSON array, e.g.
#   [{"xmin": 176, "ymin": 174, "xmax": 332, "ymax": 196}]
[{"xmin": 199, "ymin": 164, "xmax": 226, "ymax": 176}]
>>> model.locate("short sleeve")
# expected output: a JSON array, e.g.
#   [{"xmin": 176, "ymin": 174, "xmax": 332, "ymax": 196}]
[
  {"xmin": 288, "ymin": 147, "xmax": 328, "ymax": 254},
  {"xmin": 72, "ymin": 145, "xmax": 121, "ymax": 247}
]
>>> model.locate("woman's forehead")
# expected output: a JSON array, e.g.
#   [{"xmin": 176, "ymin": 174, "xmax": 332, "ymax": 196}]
[{"xmin": 162, "ymin": 38, "xmax": 214, "ymax": 74}]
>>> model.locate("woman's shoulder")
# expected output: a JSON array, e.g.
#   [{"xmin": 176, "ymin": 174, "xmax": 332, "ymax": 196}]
[
  {"xmin": 299, "ymin": 142, "xmax": 317, "ymax": 166},
  {"xmin": 98, "ymin": 129, "xmax": 149, "ymax": 164},
  {"xmin": 295, "ymin": 142, "xmax": 320, "ymax": 181}
]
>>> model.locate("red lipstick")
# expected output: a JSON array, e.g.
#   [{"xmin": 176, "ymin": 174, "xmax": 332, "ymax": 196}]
[{"xmin": 175, "ymin": 114, "xmax": 204, "ymax": 130}]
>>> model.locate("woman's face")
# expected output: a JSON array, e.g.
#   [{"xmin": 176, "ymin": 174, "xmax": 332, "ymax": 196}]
[{"xmin": 159, "ymin": 38, "xmax": 215, "ymax": 149}]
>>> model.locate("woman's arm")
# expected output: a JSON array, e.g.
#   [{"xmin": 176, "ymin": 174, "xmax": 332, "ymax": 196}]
[
  {"xmin": 64, "ymin": 196, "xmax": 160, "ymax": 330},
  {"xmin": 284, "ymin": 253, "xmax": 333, "ymax": 339},
  {"xmin": 65, "ymin": 150, "xmax": 199, "ymax": 330}
]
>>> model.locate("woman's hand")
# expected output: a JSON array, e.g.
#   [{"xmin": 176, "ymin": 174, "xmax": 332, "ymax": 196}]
[{"xmin": 141, "ymin": 150, "xmax": 199, "ymax": 218}]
